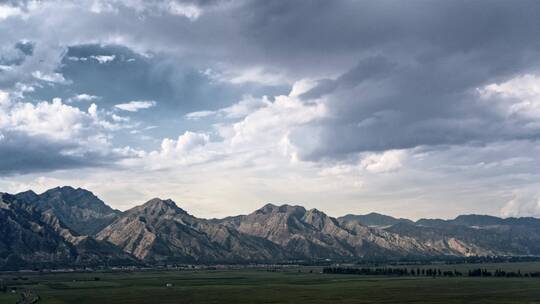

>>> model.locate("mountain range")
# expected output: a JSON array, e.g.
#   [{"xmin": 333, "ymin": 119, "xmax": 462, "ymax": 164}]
[{"xmin": 1, "ymin": 186, "xmax": 540, "ymax": 270}]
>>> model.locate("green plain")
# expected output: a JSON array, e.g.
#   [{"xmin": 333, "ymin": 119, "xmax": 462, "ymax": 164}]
[{"xmin": 1, "ymin": 263, "xmax": 540, "ymax": 303}]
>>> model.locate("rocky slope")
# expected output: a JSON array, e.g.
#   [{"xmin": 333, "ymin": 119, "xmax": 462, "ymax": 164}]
[
  {"xmin": 0, "ymin": 193, "xmax": 134, "ymax": 270},
  {"xmin": 4, "ymin": 186, "xmax": 540, "ymax": 268},
  {"xmin": 345, "ymin": 213, "xmax": 540, "ymax": 256},
  {"xmin": 15, "ymin": 186, "xmax": 120, "ymax": 236},
  {"xmin": 218, "ymin": 204, "xmax": 436, "ymax": 259},
  {"xmin": 96, "ymin": 198, "xmax": 286, "ymax": 263}
]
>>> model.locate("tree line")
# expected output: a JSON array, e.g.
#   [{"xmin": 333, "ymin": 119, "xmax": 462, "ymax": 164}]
[{"xmin": 323, "ymin": 267, "xmax": 540, "ymax": 278}]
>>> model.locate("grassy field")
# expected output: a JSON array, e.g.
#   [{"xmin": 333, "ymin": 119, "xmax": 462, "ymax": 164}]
[{"xmin": 2, "ymin": 263, "xmax": 540, "ymax": 303}]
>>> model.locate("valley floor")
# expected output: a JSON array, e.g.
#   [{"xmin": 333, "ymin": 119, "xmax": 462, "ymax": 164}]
[{"xmin": 2, "ymin": 263, "xmax": 540, "ymax": 303}]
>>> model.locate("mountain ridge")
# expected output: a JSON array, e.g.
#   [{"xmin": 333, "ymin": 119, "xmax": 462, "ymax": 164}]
[
  {"xmin": 96, "ymin": 198, "xmax": 288, "ymax": 263},
  {"xmin": 339, "ymin": 212, "xmax": 414, "ymax": 227},
  {"xmin": 0, "ymin": 192, "xmax": 135, "ymax": 270},
  {"xmin": 2, "ymin": 186, "xmax": 540, "ymax": 269},
  {"xmin": 14, "ymin": 186, "xmax": 120, "ymax": 235}
]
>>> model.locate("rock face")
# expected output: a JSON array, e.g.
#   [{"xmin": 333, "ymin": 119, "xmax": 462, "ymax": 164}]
[
  {"xmin": 384, "ymin": 222, "xmax": 495, "ymax": 256},
  {"xmin": 0, "ymin": 193, "xmax": 134, "ymax": 270},
  {"xmin": 0, "ymin": 193, "xmax": 75, "ymax": 269},
  {"xmin": 4, "ymin": 186, "xmax": 540, "ymax": 269},
  {"xmin": 345, "ymin": 214, "xmax": 540, "ymax": 256},
  {"xmin": 218, "ymin": 204, "xmax": 435, "ymax": 260},
  {"xmin": 15, "ymin": 186, "xmax": 120, "ymax": 236},
  {"xmin": 96, "ymin": 199, "xmax": 286, "ymax": 263}
]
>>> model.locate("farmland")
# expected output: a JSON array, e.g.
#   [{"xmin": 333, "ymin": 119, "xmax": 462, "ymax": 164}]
[{"xmin": 2, "ymin": 262, "xmax": 540, "ymax": 303}]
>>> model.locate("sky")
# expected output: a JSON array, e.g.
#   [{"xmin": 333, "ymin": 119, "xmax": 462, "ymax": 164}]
[{"xmin": 2, "ymin": 0, "xmax": 540, "ymax": 219}]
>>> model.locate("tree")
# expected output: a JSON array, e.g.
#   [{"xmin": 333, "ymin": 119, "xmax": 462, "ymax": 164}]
[{"xmin": 0, "ymin": 280, "xmax": 6, "ymax": 293}]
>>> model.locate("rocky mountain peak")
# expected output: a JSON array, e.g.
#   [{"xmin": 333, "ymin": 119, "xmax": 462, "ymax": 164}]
[
  {"xmin": 453, "ymin": 214, "xmax": 503, "ymax": 226},
  {"xmin": 256, "ymin": 203, "xmax": 306, "ymax": 216},
  {"xmin": 45, "ymin": 186, "xmax": 88, "ymax": 197},
  {"xmin": 339, "ymin": 212, "xmax": 414, "ymax": 227},
  {"xmin": 5, "ymin": 186, "xmax": 540, "ymax": 268},
  {"xmin": 135, "ymin": 198, "xmax": 188, "ymax": 217},
  {"xmin": 303, "ymin": 208, "xmax": 328, "ymax": 220},
  {"xmin": 39, "ymin": 186, "xmax": 115, "ymax": 213},
  {"xmin": 13, "ymin": 186, "xmax": 120, "ymax": 236},
  {"xmin": 13, "ymin": 190, "xmax": 39, "ymax": 202},
  {"xmin": 305, "ymin": 208, "xmax": 325, "ymax": 216}
]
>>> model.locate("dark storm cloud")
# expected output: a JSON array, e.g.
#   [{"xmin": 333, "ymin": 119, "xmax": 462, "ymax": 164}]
[
  {"xmin": 3, "ymin": 0, "xmax": 540, "ymax": 170},
  {"xmin": 0, "ymin": 131, "xmax": 118, "ymax": 175},
  {"xmin": 41, "ymin": 44, "xmax": 288, "ymax": 148},
  {"xmin": 266, "ymin": 0, "xmax": 540, "ymax": 160},
  {"xmin": 233, "ymin": 0, "xmax": 540, "ymax": 72},
  {"xmin": 300, "ymin": 56, "xmax": 397, "ymax": 100},
  {"xmin": 58, "ymin": 45, "xmax": 287, "ymax": 114}
]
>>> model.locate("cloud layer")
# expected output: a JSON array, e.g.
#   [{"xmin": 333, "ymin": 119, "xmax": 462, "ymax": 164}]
[{"xmin": 1, "ymin": 0, "xmax": 540, "ymax": 218}]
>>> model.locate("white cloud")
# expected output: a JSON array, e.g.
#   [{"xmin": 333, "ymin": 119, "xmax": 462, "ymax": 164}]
[
  {"xmin": 478, "ymin": 74, "xmax": 540, "ymax": 120},
  {"xmin": 133, "ymin": 80, "xmax": 328, "ymax": 181},
  {"xmin": 143, "ymin": 80, "xmax": 327, "ymax": 171},
  {"xmin": 204, "ymin": 67, "xmax": 292, "ymax": 86},
  {"xmin": 167, "ymin": 2, "xmax": 201, "ymax": 20},
  {"xmin": 0, "ymin": 4, "xmax": 22, "ymax": 20},
  {"xmin": 67, "ymin": 56, "xmax": 88, "ymax": 61},
  {"xmin": 220, "ymin": 96, "xmax": 272, "ymax": 119},
  {"xmin": 70, "ymin": 93, "xmax": 99, "ymax": 102},
  {"xmin": 141, "ymin": 131, "xmax": 215, "ymax": 169},
  {"xmin": 0, "ymin": 98, "xmax": 129, "ymax": 145},
  {"xmin": 184, "ymin": 96, "xmax": 271, "ymax": 120},
  {"xmin": 0, "ymin": 65, "xmax": 14, "ymax": 71},
  {"xmin": 227, "ymin": 67, "xmax": 289, "ymax": 86},
  {"xmin": 0, "ymin": 90, "xmax": 10, "ymax": 108},
  {"xmin": 0, "ymin": 96, "xmax": 130, "ymax": 155},
  {"xmin": 318, "ymin": 149, "xmax": 408, "ymax": 177},
  {"xmin": 12, "ymin": 83, "xmax": 35, "ymax": 99},
  {"xmin": 360, "ymin": 150, "xmax": 406, "ymax": 173},
  {"xmin": 479, "ymin": 74, "xmax": 540, "ymax": 100},
  {"xmin": 501, "ymin": 192, "xmax": 540, "ymax": 218},
  {"xmin": 318, "ymin": 164, "xmax": 356, "ymax": 177},
  {"xmin": 289, "ymin": 79, "xmax": 319, "ymax": 97},
  {"xmin": 90, "ymin": 55, "xmax": 116, "ymax": 64},
  {"xmin": 0, "ymin": 94, "xmax": 144, "ymax": 174},
  {"xmin": 185, "ymin": 110, "xmax": 216, "ymax": 120},
  {"xmin": 111, "ymin": 114, "xmax": 130, "ymax": 122},
  {"xmin": 87, "ymin": 103, "xmax": 132, "ymax": 131},
  {"xmin": 4, "ymin": 98, "xmax": 92, "ymax": 140},
  {"xmin": 88, "ymin": 103, "xmax": 98, "ymax": 120},
  {"xmin": 115, "ymin": 100, "xmax": 156, "ymax": 112},
  {"xmin": 160, "ymin": 131, "xmax": 210, "ymax": 155},
  {"xmin": 227, "ymin": 91, "xmax": 326, "ymax": 149},
  {"xmin": 87, "ymin": 0, "xmax": 204, "ymax": 19},
  {"xmin": 31, "ymin": 70, "xmax": 71, "ymax": 84}
]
